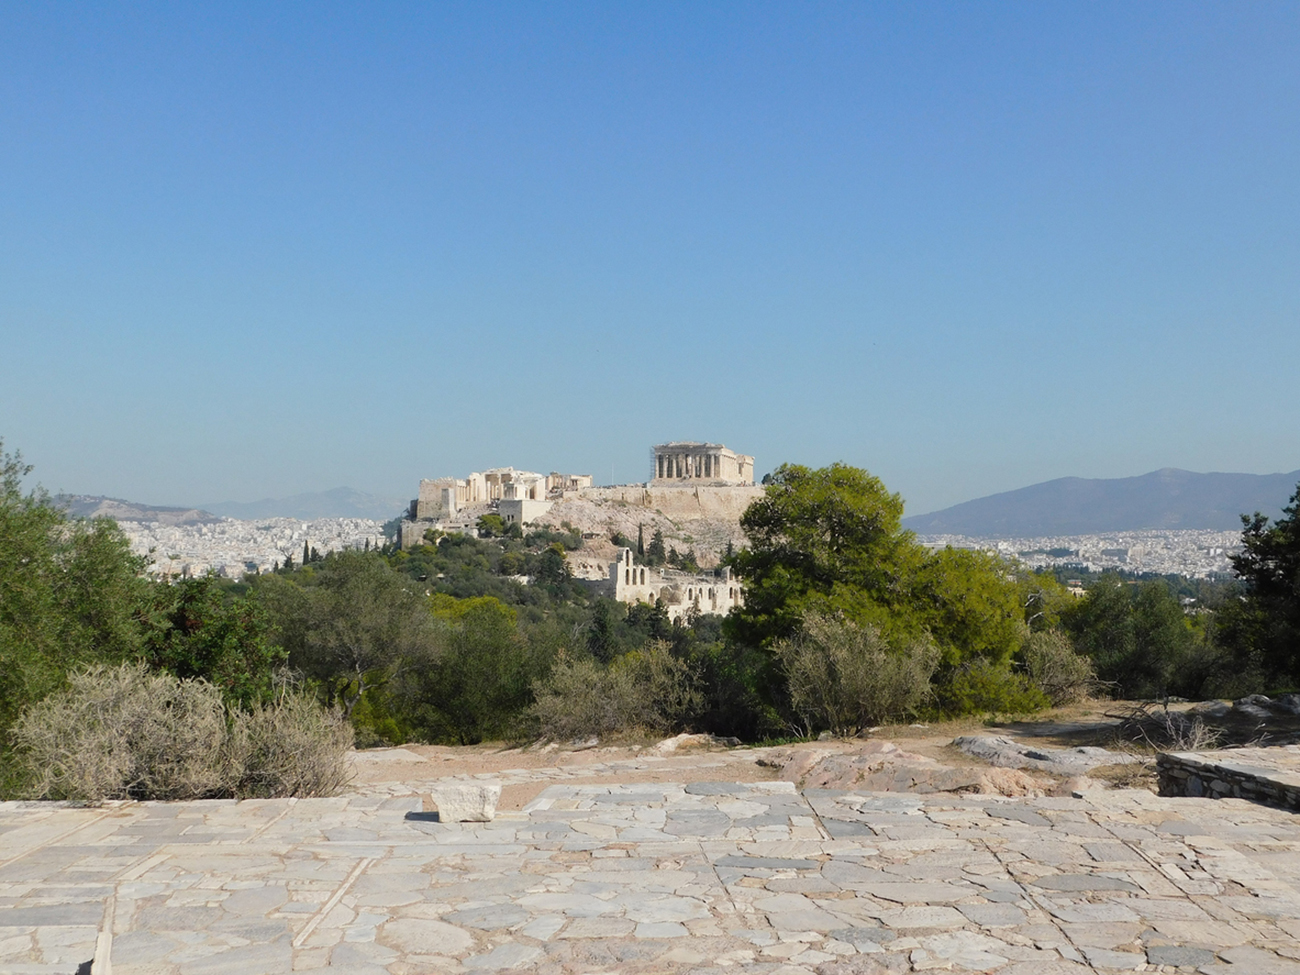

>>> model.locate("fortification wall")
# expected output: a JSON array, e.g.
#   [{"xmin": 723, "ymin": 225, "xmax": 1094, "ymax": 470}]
[
  {"xmin": 575, "ymin": 484, "xmax": 765, "ymax": 520},
  {"xmin": 536, "ymin": 484, "xmax": 765, "ymax": 567}
]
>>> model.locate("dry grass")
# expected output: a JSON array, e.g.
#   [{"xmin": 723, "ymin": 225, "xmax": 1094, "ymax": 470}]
[
  {"xmin": 1105, "ymin": 701, "xmax": 1224, "ymax": 752},
  {"xmin": 1089, "ymin": 761, "xmax": 1158, "ymax": 790}
]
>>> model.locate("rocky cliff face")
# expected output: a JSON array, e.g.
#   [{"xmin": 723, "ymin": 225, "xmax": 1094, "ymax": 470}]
[{"xmin": 538, "ymin": 485, "xmax": 765, "ymax": 567}]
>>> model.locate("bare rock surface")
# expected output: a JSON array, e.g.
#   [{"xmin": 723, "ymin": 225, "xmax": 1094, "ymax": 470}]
[
  {"xmin": 771, "ymin": 740, "xmax": 1049, "ymax": 797},
  {"xmin": 953, "ymin": 734, "xmax": 1140, "ymax": 775}
]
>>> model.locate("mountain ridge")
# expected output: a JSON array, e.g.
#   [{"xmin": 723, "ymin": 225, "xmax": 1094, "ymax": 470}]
[
  {"xmin": 55, "ymin": 495, "xmax": 224, "ymax": 526},
  {"xmin": 903, "ymin": 468, "xmax": 1300, "ymax": 536},
  {"xmin": 201, "ymin": 487, "xmax": 407, "ymax": 522}
]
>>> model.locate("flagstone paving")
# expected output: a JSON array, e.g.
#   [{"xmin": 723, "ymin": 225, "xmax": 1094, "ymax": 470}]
[{"xmin": 4, "ymin": 780, "xmax": 1300, "ymax": 973}]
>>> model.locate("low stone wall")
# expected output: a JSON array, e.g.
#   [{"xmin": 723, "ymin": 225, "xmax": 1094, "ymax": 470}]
[{"xmin": 1157, "ymin": 749, "xmax": 1300, "ymax": 810}]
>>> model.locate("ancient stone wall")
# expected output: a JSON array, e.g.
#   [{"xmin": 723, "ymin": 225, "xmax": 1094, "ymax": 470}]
[
  {"xmin": 1157, "ymin": 749, "xmax": 1300, "ymax": 810},
  {"xmin": 573, "ymin": 484, "xmax": 765, "ymax": 520}
]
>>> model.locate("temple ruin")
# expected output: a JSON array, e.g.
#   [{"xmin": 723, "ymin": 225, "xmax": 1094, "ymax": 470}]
[
  {"xmin": 398, "ymin": 442, "xmax": 756, "ymax": 551},
  {"xmin": 651, "ymin": 442, "xmax": 753, "ymax": 485}
]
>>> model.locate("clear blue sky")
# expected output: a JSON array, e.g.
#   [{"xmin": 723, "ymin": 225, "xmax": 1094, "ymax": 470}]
[{"xmin": 2, "ymin": 2, "xmax": 1297, "ymax": 515}]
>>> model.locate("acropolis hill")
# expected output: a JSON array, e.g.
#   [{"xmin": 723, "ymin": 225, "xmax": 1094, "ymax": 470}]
[
  {"xmin": 397, "ymin": 442, "xmax": 764, "ymax": 619},
  {"xmin": 399, "ymin": 442, "xmax": 763, "ymax": 565}
]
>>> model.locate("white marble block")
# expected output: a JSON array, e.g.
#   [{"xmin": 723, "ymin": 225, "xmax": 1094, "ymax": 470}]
[{"xmin": 428, "ymin": 782, "xmax": 502, "ymax": 822}]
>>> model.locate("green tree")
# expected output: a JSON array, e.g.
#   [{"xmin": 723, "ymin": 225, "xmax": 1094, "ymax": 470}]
[
  {"xmin": 256, "ymin": 550, "xmax": 437, "ymax": 719},
  {"xmin": 1062, "ymin": 575, "xmax": 1196, "ymax": 698},
  {"xmin": 400, "ymin": 595, "xmax": 544, "ymax": 743},
  {"xmin": 727, "ymin": 463, "xmax": 1041, "ymax": 719},
  {"xmin": 146, "ymin": 576, "xmax": 286, "ymax": 706},
  {"xmin": 646, "ymin": 529, "xmax": 667, "ymax": 566},
  {"xmin": 0, "ymin": 440, "xmax": 153, "ymax": 747},
  {"xmin": 477, "ymin": 514, "xmax": 506, "ymax": 537},
  {"xmin": 1222, "ymin": 482, "xmax": 1300, "ymax": 684},
  {"xmin": 1016, "ymin": 571, "xmax": 1075, "ymax": 633},
  {"xmin": 586, "ymin": 599, "xmax": 620, "ymax": 663},
  {"xmin": 727, "ymin": 463, "xmax": 924, "ymax": 647},
  {"xmin": 532, "ymin": 544, "xmax": 573, "ymax": 596},
  {"xmin": 913, "ymin": 548, "xmax": 1025, "ymax": 666}
]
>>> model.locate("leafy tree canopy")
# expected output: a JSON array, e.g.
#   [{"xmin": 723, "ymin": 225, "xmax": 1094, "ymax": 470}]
[
  {"xmin": 0, "ymin": 440, "xmax": 153, "ymax": 742},
  {"xmin": 727, "ymin": 463, "xmax": 925, "ymax": 646},
  {"xmin": 145, "ymin": 576, "xmax": 285, "ymax": 706},
  {"xmin": 253, "ymin": 550, "xmax": 437, "ymax": 718},
  {"xmin": 1220, "ymin": 482, "xmax": 1300, "ymax": 685},
  {"xmin": 727, "ymin": 463, "xmax": 1027, "ymax": 670},
  {"xmin": 1061, "ymin": 575, "xmax": 1199, "ymax": 698}
]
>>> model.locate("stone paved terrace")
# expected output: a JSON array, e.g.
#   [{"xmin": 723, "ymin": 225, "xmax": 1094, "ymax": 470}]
[{"xmin": 5, "ymin": 780, "xmax": 1300, "ymax": 974}]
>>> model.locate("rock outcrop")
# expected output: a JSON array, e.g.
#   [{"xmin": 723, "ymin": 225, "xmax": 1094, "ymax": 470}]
[
  {"xmin": 767, "ymin": 741, "xmax": 1047, "ymax": 797},
  {"xmin": 953, "ymin": 735, "xmax": 1140, "ymax": 776}
]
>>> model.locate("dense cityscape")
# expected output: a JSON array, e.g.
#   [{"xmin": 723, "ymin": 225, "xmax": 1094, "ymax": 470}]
[
  {"xmin": 119, "ymin": 516, "xmax": 387, "ymax": 578},
  {"xmin": 111, "ymin": 511, "xmax": 1248, "ymax": 582},
  {"xmin": 917, "ymin": 528, "xmax": 1242, "ymax": 578}
]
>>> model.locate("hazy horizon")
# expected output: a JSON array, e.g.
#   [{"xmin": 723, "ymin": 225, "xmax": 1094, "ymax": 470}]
[{"xmin": 3, "ymin": 3, "xmax": 1297, "ymax": 513}]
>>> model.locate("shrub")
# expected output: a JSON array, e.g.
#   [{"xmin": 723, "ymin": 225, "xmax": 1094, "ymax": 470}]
[
  {"xmin": 12, "ymin": 662, "xmax": 232, "ymax": 801},
  {"xmin": 530, "ymin": 655, "xmax": 623, "ymax": 740},
  {"xmin": 232, "ymin": 688, "xmax": 353, "ymax": 798},
  {"xmin": 530, "ymin": 641, "xmax": 700, "ymax": 740},
  {"xmin": 614, "ymin": 641, "xmax": 702, "ymax": 733},
  {"xmin": 774, "ymin": 614, "xmax": 940, "ymax": 736},
  {"xmin": 12, "ymin": 662, "xmax": 352, "ymax": 801},
  {"xmin": 1020, "ymin": 629, "xmax": 1096, "ymax": 705},
  {"xmin": 935, "ymin": 657, "xmax": 1048, "ymax": 717}
]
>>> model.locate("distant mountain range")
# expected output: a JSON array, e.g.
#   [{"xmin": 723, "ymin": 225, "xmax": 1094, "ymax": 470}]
[
  {"xmin": 55, "ymin": 495, "xmax": 224, "ymax": 526},
  {"xmin": 201, "ymin": 487, "xmax": 408, "ymax": 522},
  {"xmin": 903, "ymin": 468, "xmax": 1300, "ymax": 536},
  {"xmin": 57, "ymin": 488, "xmax": 408, "ymax": 523}
]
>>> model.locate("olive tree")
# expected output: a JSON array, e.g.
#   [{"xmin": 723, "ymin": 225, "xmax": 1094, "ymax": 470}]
[{"xmin": 257, "ymin": 550, "xmax": 437, "ymax": 718}]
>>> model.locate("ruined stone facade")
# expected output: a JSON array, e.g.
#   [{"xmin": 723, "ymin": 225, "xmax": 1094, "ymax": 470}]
[
  {"xmin": 605, "ymin": 548, "xmax": 744, "ymax": 622},
  {"xmin": 401, "ymin": 467, "xmax": 593, "ymax": 547},
  {"xmin": 651, "ymin": 442, "xmax": 753, "ymax": 485},
  {"xmin": 414, "ymin": 468, "xmax": 552, "ymax": 521},
  {"xmin": 399, "ymin": 442, "xmax": 755, "ymax": 552}
]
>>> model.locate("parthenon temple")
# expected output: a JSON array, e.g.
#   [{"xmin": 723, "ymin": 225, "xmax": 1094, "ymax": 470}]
[{"xmin": 651, "ymin": 442, "xmax": 754, "ymax": 485}]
